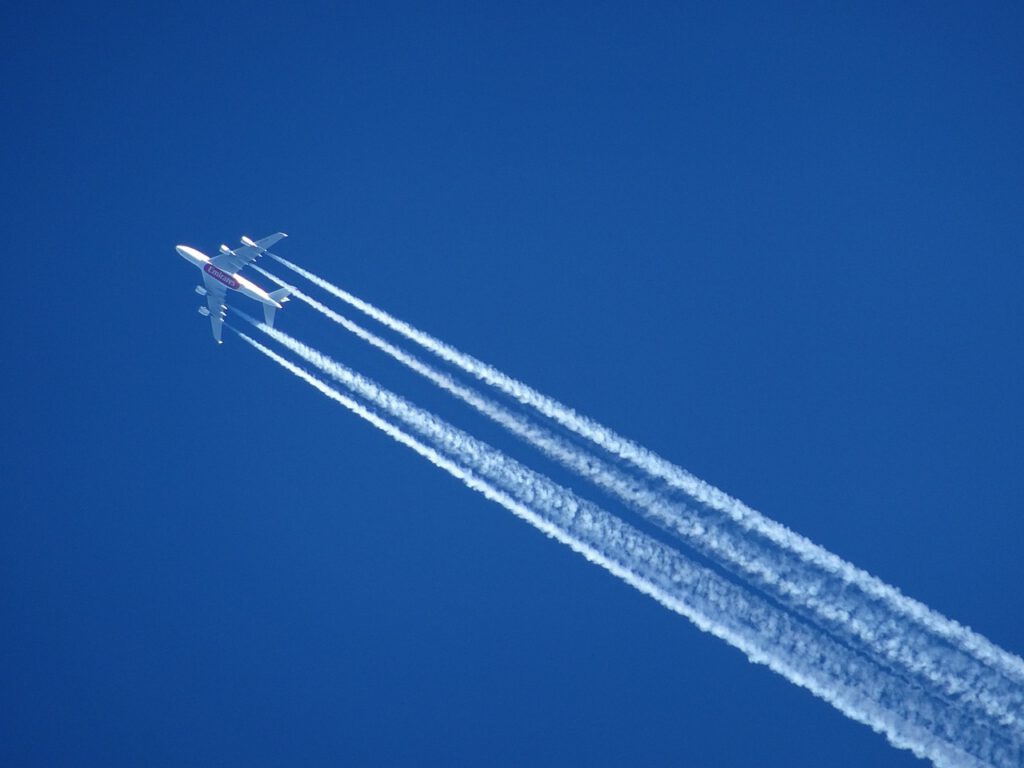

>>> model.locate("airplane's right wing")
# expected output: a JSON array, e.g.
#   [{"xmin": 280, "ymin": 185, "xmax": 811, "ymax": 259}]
[
  {"xmin": 202, "ymin": 273, "xmax": 228, "ymax": 343},
  {"xmin": 209, "ymin": 232, "xmax": 287, "ymax": 274}
]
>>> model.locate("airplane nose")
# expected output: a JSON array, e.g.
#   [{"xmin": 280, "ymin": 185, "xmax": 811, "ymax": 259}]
[{"xmin": 177, "ymin": 245, "xmax": 208, "ymax": 265}]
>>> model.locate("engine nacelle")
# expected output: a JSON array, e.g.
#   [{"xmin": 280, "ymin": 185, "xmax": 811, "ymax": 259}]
[
  {"xmin": 198, "ymin": 306, "xmax": 210, "ymax": 317},
  {"xmin": 195, "ymin": 285, "xmax": 208, "ymax": 296},
  {"xmin": 219, "ymin": 244, "xmax": 232, "ymax": 255}
]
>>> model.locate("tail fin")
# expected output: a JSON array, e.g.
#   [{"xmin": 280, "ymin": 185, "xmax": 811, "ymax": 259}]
[{"xmin": 263, "ymin": 288, "xmax": 291, "ymax": 327}]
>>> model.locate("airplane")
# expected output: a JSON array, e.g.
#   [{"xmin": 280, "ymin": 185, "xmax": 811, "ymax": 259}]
[{"xmin": 176, "ymin": 232, "xmax": 292, "ymax": 343}]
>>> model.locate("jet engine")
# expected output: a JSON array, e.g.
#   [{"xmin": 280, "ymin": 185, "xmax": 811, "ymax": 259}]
[
  {"xmin": 195, "ymin": 285, "xmax": 208, "ymax": 296},
  {"xmin": 219, "ymin": 244, "xmax": 232, "ymax": 255},
  {"xmin": 198, "ymin": 306, "xmax": 210, "ymax": 317}
]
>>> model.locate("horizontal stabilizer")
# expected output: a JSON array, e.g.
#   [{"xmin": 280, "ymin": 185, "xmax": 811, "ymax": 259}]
[
  {"xmin": 268, "ymin": 287, "xmax": 291, "ymax": 304},
  {"xmin": 263, "ymin": 288, "xmax": 290, "ymax": 328}
]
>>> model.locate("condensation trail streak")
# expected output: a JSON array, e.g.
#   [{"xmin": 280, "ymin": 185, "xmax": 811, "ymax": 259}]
[
  {"xmin": 234, "ymin": 328, "xmax": 1016, "ymax": 768},
  {"xmin": 244, "ymin": 272, "xmax": 1024, "ymax": 736},
  {"xmin": 265, "ymin": 253, "xmax": 1024, "ymax": 692}
]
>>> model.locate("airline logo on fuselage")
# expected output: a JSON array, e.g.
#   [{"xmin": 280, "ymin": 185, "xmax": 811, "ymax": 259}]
[{"xmin": 203, "ymin": 263, "xmax": 239, "ymax": 289}]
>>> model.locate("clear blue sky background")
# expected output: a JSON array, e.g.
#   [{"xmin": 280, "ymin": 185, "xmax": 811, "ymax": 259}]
[{"xmin": 3, "ymin": 2, "xmax": 1022, "ymax": 766}]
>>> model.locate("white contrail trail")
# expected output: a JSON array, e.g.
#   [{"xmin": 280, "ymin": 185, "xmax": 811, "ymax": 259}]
[
  {"xmin": 241, "ymin": 275, "xmax": 1024, "ymax": 735},
  {"xmin": 265, "ymin": 253, "xmax": 1024, "ymax": 688},
  {"xmin": 232, "ymin": 327, "xmax": 1017, "ymax": 768},
  {"xmin": 241, "ymin": 311, "xmax": 1024, "ymax": 744},
  {"xmin": 240, "ymin": 311, "xmax": 1024, "ymax": 757}
]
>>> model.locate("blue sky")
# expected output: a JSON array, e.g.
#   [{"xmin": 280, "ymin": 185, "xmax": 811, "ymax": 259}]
[{"xmin": 2, "ymin": 2, "xmax": 1022, "ymax": 765}]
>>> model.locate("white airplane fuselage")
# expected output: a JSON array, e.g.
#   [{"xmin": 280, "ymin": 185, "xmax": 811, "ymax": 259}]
[{"xmin": 176, "ymin": 245, "xmax": 282, "ymax": 308}]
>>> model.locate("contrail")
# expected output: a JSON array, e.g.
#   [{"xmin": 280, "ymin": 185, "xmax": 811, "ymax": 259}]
[
  {"xmin": 242, "ymin": 272, "xmax": 1024, "ymax": 735},
  {"xmin": 232, "ymin": 327, "xmax": 1018, "ymax": 768},
  {"xmin": 240, "ymin": 311, "xmax": 1023, "ymax": 748},
  {"xmin": 265, "ymin": 252, "xmax": 1024, "ymax": 690}
]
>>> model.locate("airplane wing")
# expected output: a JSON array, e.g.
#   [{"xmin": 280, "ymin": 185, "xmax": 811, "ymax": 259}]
[
  {"xmin": 202, "ymin": 273, "xmax": 228, "ymax": 343},
  {"xmin": 209, "ymin": 232, "xmax": 287, "ymax": 274}
]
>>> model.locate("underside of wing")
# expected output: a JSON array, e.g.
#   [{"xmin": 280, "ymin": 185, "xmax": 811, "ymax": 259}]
[
  {"xmin": 203, "ymin": 274, "xmax": 228, "ymax": 343},
  {"xmin": 209, "ymin": 232, "xmax": 287, "ymax": 274},
  {"xmin": 249, "ymin": 232, "xmax": 287, "ymax": 252},
  {"xmin": 209, "ymin": 312, "xmax": 224, "ymax": 344}
]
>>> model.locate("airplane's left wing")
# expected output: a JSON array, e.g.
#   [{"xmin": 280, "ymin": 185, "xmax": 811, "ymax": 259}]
[
  {"xmin": 202, "ymin": 273, "xmax": 228, "ymax": 343},
  {"xmin": 209, "ymin": 232, "xmax": 287, "ymax": 274}
]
